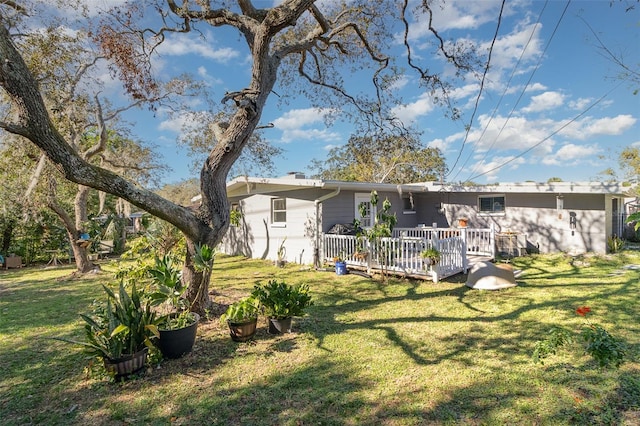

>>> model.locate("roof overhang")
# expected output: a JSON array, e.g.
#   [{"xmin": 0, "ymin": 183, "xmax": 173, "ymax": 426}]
[
  {"xmin": 226, "ymin": 176, "xmax": 430, "ymax": 199},
  {"xmin": 417, "ymin": 181, "xmax": 632, "ymax": 195},
  {"xmin": 223, "ymin": 176, "xmax": 634, "ymax": 199}
]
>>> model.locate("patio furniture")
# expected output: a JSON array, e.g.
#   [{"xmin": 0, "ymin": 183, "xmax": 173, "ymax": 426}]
[
  {"xmin": 4, "ymin": 255, "xmax": 22, "ymax": 269},
  {"xmin": 97, "ymin": 240, "xmax": 114, "ymax": 259}
]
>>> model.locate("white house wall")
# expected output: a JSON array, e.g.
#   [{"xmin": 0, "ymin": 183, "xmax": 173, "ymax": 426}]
[
  {"xmin": 222, "ymin": 185, "xmax": 616, "ymax": 264},
  {"xmin": 223, "ymin": 191, "xmax": 321, "ymax": 265},
  {"xmin": 427, "ymin": 192, "xmax": 608, "ymax": 254}
]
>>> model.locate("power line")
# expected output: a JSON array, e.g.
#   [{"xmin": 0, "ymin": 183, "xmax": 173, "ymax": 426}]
[
  {"xmin": 461, "ymin": 0, "xmax": 572, "ymax": 182},
  {"xmin": 445, "ymin": 0, "xmax": 506, "ymax": 176},
  {"xmin": 450, "ymin": 0, "xmax": 549, "ymax": 181},
  {"xmin": 465, "ymin": 80, "xmax": 625, "ymax": 182}
]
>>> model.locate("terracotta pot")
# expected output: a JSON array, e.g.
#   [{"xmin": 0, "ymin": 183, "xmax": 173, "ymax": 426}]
[{"xmin": 458, "ymin": 219, "xmax": 468, "ymax": 228}]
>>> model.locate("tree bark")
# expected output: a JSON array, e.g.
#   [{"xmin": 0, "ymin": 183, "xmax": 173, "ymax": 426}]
[{"xmin": 0, "ymin": 2, "xmax": 306, "ymax": 314}]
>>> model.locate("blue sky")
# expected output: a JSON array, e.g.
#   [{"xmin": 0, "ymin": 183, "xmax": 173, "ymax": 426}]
[{"xmin": 95, "ymin": 1, "xmax": 639, "ymax": 185}]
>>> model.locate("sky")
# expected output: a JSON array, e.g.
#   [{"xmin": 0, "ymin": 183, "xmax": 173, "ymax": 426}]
[{"xmin": 90, "ymin": 0, "xmax": 640, "ymax": 185}]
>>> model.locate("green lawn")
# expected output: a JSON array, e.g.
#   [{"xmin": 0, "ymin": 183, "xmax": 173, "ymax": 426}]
[{"xmin": 1, "ymin": 252, "xmax": 639, "ymax": 425}]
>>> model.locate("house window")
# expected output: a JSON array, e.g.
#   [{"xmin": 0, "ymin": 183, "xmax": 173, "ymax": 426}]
[
  {"xmin": 402, "ymin": 194, "xmax": 416, "ymax": 214},
  {"xmin": 479, "ymin": 195, "xmax": 505, "ymax": 214},
  {"xmin": 271, "ymin": 198, "xmax": 286, "ymax": 224}
]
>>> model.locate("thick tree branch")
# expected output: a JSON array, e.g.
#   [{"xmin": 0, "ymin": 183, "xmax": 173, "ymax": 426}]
[{"xmin": 0, "ymin": 20, "xmax": 208, "ymax": 241}]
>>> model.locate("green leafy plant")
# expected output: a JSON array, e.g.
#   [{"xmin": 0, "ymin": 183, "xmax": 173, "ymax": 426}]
[
  {"xmin": 148, "ymin": 255, "xmax": 186, "ymax": 310},
  {"xmin": 533, "ymin": 306, "xmax": 626, "ymax": 369},
  {"xmin": 353, "ymin": 191, "xmax": 397, "ymax": 279},
  {"xmin": 221, "ymin": 296, "xmax": 260, "ymax": 323},
  {"xmin": 193, "ymin": 243, "xmax": 215, "ymax": 273},
  {"xmin": 230, "ymin": 208, "xmax": 243, "ymax": 226},
  {"xmin": 420, "ymin": 247, "xmax": 441, "ymax": 265},
  {"xmin": 147, "ymin": 255, "xmax": 197, "ymax": 330},
  {"xmin": 607, "ymin": 235, "xmax": 624, "ymax": 253},
  {"xmin": 252, "ymin": 279, "xmax": 313, "ymax": 319},
  {"xmin": 55, "ymin": 282, "xmax": 159, "ymax": 360}
]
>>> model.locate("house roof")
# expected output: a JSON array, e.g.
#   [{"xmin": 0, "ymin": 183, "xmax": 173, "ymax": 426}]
[
  {"xmin": 225, "ymin": 174, "xmax": 632, "ymax": 198},
  {"xmin": 226, "ymin": 175, "xmax": 429, "ymax": 199},
  {"xmin": 420, "ymin": 181, "xmax": 631, "ymax": 195}
]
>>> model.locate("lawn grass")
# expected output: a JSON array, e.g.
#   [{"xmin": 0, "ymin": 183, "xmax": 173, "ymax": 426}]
[{"xmin": 1, "ymin": 252, "xmax": 639, "ymax": 425}]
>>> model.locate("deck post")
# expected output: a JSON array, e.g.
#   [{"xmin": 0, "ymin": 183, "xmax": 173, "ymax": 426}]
[
  {"xmin": 490, "ymin": 223, "xmax": 497, "ymax": 259},
  {"xmin": 461, "ymin": 227, "xmax": 469, "ymax": 273}
]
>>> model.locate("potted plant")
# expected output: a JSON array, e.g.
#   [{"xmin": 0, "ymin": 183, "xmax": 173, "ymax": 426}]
[
  {"xmin": 252, "ymin": 279, "xmax": 313, "ymax": 334},
  {"xmin": 333, "ymin": 255, "xmax": 347, "ymax": 275},
  {"xmin": 458, "ymin": 217, "xmax": 469, "ymax": 228},
  {"xmin": 148, "ymin": 255, "xmax": 200, "ymax": 359},
  {"xmin": 420, "ymin": 247, "xmax": 441, "ymax": 267},
  {"xmin": 55, "ymin": 282, "xmax": 159, "ymax": 380},
  {"xmin": 221, "ymin": 296, "xmax": 260, "ymax": 342}
]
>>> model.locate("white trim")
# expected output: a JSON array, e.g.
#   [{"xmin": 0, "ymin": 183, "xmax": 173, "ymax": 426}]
[{"xmin": 478, "ymin": 194, "xmax": 506, "ymax": 214}]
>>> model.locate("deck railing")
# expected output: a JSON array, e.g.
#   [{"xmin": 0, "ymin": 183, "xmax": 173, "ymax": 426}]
[
  {"xmin": 322, "ymin": 227, "xmax": 495, "ymax": 282},
  {"xmin": 393, "ymin": 227, "xmax": 494, "ymax": 257}
]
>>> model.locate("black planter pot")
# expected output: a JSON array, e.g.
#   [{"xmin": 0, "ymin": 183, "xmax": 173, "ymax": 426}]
[
  {"xmin": 227, "ymin": 318, "xmax": 258, "ymax": 342},
  {"xmin": 158, "ymin": 313, "xmax": 200, "ymax": 359},
  {"xmin": 267, "ymin": 317, "xmax": 292, "ymax": 334},
  {"xmin": 103, "ymin": 347, "xmax": 148, "ymax": 379}
]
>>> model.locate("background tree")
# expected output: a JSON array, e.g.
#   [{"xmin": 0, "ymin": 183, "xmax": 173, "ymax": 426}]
[
  {"xmin": 310, "ymin": 134, "xmax": 447, "ymax": 183},
  {"xmin": 0, "ymin": 0, "xmax": 480, "ymax": 313},
  {"xmin": 2, "ymin": 16, "xmax": 180, "ymax": 273},
  {"xmin": 155, "ymin": 179, "xmax": 201, "ymax": 207}
]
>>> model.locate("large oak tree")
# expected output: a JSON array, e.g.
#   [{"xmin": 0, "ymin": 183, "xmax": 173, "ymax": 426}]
[{"xmin": 0, "ymin": 0, "xmax": 480, "ymax": 313}]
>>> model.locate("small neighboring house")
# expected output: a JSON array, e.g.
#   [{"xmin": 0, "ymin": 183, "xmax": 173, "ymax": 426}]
[{"xmin": 222, "ymin": 173, "xmax": 635, "ymax": 267}]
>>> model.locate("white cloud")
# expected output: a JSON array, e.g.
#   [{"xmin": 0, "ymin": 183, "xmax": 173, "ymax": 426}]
[
  {"xmin": 525, "ymin": 82, "xmax": 547, "ymax": 93},
  {"xmin": 541, "ymin": 143, "xmax": 601, "ymax": 166},
  {"xmin": 465, "ymin": 155, "xmax": 526, "ymax": 182},
  {"xmin": 158, "ymin": 111, "xmax": 208, "ymax": 133},
  {"xmin": 568, "ymin": 97, "xmax": 593, "ymax": 110},
  {"xmin": 481, "ymin": 22, "xmax": 543, "ymax": 72},
  {"xmin": 157, "ymin": 32, "xmax": 240, "ymax": 62},
  {"xmin": 391, "ymin": 93, "xmax": 435, "ymax": 125},
  {"xmin": 411, "ymin": 0, "xmax": 507, "ymax": 36},
  {"xmin": 521, "ymin": 91, "xmax": 565, "ymax": 113},
  {"xmin": 280, "ymin": 128, "xmax": 341, "ymax": 144},
  {"xmin": 560, "ymin": 115, "xmax": 637, "ymax": 140},
  {"xmin": 273, "ymin": 108, "xmax": 340, "ymax": 143},
  {"xmin": 273, "ymin": 108, "xmax": 337, "ymax": 130}
]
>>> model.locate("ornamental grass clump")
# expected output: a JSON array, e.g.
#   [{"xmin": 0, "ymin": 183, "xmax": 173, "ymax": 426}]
[{"xmin": 533, "ymin": 305, "xmax": 627, "ymax": 369}]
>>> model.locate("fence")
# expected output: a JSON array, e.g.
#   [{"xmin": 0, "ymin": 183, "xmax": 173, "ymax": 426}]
[
  {"xmin": 322, "ymin": 227, "xmax": 495, "ymax": 282},
  {"xmin": 393, "ymin": 227, "xmax": 495, "ymax": 257}
]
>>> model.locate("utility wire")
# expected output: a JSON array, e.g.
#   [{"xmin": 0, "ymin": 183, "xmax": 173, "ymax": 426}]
[
  {"xmin": 445, "ymin": 0, "xmax": 506, "ymax": 176},
  {"xmin": 450, "ymin": 0, "xmax": 549, "ymax": 182},
  {"xmin": 455, "ymin": 0, "xmax": 572, "ymax": 182},
  {"xmin": 465, "ymin": 79, "xmax": 625, "ymax": 182}
]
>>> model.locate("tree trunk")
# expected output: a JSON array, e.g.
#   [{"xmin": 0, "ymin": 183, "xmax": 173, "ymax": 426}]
[
  {"xmin": 1, "ymin": 219, "xmax": 14, "ymax": 254},
  {"xmin": 182, "ymin": 239, "xmax": 213, "ymax": 313},
  {"xmin": 68, "ymin": 232, "xmax": 96, "ymax": 273},
  {"xmin": 48, "ymin": 190, "xmax": 98, "ymax": 273}
]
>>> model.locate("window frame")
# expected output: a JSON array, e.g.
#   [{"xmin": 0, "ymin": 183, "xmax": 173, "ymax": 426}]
[
  {"xmin": 402, "ymin": 194, "xmax": 416, "ymax": 215},
  {"xmin": 478, "ymin": 194, "xmax": 506, "ymax": 215},
  {"xmin": 271, "ymin": 197, "xmax": 287, "ymax": 226}
]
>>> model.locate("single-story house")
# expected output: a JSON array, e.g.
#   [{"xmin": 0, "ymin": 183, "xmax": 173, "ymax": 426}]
[{"xmin": 221, "ymin": 173, "xmax": 635, "ymax": 267}]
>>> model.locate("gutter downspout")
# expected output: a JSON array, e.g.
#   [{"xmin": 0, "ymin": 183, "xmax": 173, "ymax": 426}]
[{"xmin": 314, "ymin": 187, "xmax": 341, "ymax": 268}]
